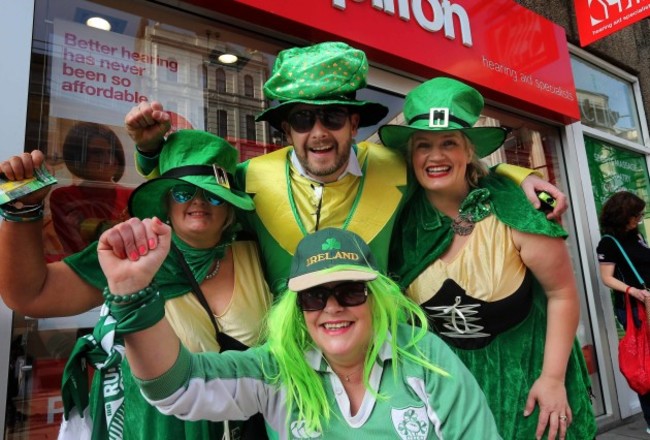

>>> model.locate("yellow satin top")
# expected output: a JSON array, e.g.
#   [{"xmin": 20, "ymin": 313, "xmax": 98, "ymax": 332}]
[
  {"xmin": 290, "ymin": 170, "xmax": 360, "ymax": 233},
  {"xmin": 406, "ymin": 216, "xmax": 527, "ymax": 304},
  {"xmin": 164, "ymin": 241, "xmax": 272, "ymax": 353}
]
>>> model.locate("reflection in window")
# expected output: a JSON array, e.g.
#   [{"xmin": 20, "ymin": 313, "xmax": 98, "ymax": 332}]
[
  {"xmin": 571, "ymin": 56, "xmax": 641, "ymax": 143},
  {"xmin": 166, "ymin": 101, "xmax": 178, "ymax": 118},
  {"xmin": 216, "ymin": 68, "xmax": 226, "ymax": 93},
  {"xmin": 478, "ymin": 117, "xmax": 555, "ymax": 184},
  {"xmin": 585, "ymin": 136, "xmax": 650, "ymax": 212},
  {"xmin": 166, "ymin": 57, "xmax": 178, "ymax": 82},
  {"xmin": 217, "ymin": 110, "xmax": 228, "ymax": 138},
  {"xmin": 246, "ymin": 114, "xmax": 256, "ymax": 142},
  {"xmin": 244, "ymin": 75, "xmax": 254, "ymax": 97}
]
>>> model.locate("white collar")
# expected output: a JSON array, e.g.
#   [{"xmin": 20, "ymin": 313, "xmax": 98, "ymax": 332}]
[{"xmin": 290, "ymin": 146, "xmax": 362, "ymax": 183}]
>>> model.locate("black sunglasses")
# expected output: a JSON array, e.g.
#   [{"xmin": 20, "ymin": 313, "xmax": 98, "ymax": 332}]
[
  {"xmin": 297, "ymin": 281, "xmax": 368, "ymax": 311},
  {"xmin": 169, "ymin": 184, "xmax": 224, "ymax": 206},
  {"xmin": 287, "ymin": 107, "xmax": 350, "ymax": 133}
]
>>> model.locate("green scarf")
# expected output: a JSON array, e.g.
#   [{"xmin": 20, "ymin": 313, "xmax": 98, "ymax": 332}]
[
  {"xmin": 390, "ymin": 173, "xmax": 567, "ymax": 288},
  {"xmin": 59, "ymin": 306, "xmax": 125, "ymax": 440},
  {"xmin": 64, "ymin": 230, "xmax": 233, "ymax": 300},
  {"xmin": 59, "ymin": 296, "xmax": 165, "ymax": 440},
  {"xmin": 154, "ymin": 232, "xmax": 230, "ymax": 299}
]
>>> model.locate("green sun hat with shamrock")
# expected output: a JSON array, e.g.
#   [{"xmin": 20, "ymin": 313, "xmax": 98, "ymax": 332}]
[
  {"xmin": 287, "ymin": 228, "xmax": 378, "ymax": 292},
  {"xmin": 256, "ymin": 41, "xmax": 388, "ymax": 130}
]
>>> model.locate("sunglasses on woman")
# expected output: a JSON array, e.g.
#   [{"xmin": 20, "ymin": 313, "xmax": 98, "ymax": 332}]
[
  {"xmin": 287, "ymin": 106, "xmax": 350, "ymax": 133},
  {"xmin": 169, "ymin": 184, "xmax": 224, "ymax": 206},
  {"xmin": 297, "ymin": 281, "xmax": 368, "ymax": 311}
]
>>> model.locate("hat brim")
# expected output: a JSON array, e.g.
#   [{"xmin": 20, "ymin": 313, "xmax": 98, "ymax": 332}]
[
  {"xmin": 256, "ymin": 99, "xmax": 388, "ymax": 131},
  {"xmin": 379, "ymin": 123, "xmax": 508, "ymax": 159},
  {"xmin": 129, "ymin": 176, "xmax": 255, "ymax": 221},
  {"xmin": 288, "ymin": 267, "xmax": 378, "ymax": 292}
]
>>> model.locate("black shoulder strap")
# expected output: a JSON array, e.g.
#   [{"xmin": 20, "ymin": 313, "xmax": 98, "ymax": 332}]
[{"xmin": 170, "ymin": 242, "xmax": 248, "ymax": 352}]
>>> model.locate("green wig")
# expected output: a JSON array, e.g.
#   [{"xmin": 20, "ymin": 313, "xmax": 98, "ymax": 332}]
[{"xmin": 264, "ymin": 273, "xmax": 448, "ymax": 433}]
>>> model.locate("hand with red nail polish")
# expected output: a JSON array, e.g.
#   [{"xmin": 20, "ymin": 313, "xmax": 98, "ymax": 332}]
[{"xmin": 98, "ymin": 217, "xmax": 172, "ymax": 294}]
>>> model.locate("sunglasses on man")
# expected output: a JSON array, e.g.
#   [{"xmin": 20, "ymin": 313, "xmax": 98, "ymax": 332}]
[
  {"xmin": 169, "ymin": 184, "xmax": 224, "ymax": 206},
  {"xmin": 296, "ymin": 281, "xmax": 368, "ymax": 311},
  {"xmin": 287, "ymin": 106, "xmax": 350, "ymax": 133}
]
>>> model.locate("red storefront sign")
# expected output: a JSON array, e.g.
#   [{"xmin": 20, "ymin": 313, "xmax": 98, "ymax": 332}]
[
  {"xmin": 575, "ymin": 0, "xmax": 650, "ymax": 47},
  {"xmin": 187, "ymin": 0, "xmax": 579, "ymax": 123}
]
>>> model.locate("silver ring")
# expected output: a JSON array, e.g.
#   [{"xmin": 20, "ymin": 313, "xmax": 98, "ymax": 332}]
[{"xmin": 559, "ymin": 415, "xmax": 568, "ymax": 422}]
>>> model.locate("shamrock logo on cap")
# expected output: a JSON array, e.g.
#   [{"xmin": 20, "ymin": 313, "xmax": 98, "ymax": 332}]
[{"xmin": 322, "ymin": 238, "xmax": 341, "ymax": 251}]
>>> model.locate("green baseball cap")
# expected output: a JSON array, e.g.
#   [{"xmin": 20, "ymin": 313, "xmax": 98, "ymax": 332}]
[
  {"xmin": 128, "ymin": 130, "xmax": 254, "ymax": 221},
  {"xmin": 287, "ymin": 228, "xmax": 378, "ymax": 292},
  {"xmin": 256, "ymin": 41, "xmax": 388, "ymax": 130},
  {"xmin": 378, "ymin": 77, "xmax": 508, "ymax": 158}
]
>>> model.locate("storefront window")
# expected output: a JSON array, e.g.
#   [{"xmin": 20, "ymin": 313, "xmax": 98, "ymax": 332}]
[
  {"xmin": 572, "ymin": 52, "xmax": 649, "ymax": 422},
  {"xmin": 571, "ymin": 56, "xmax": 642, "ymax": 143},
  {"xmin": 5, "ymin": 1, "xmax": 289, "ymax": 438},
  {"xmin": 3, "ymin": 1, "xmax": 608, "ymax": 437}
]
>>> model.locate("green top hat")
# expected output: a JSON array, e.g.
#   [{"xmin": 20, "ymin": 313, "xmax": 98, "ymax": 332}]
[
  {"xmin": 378, "ymin": 77, "xmax": 508, "ymax": 158},
  {"xmin": 287, "ymin": 228, "xmax": 378, "ymax": 292},
  {"xmin": 256, "ymin": 41, "xmax": 388, "ymax": 130},
  {"xmin": 128, "ymin": 130, "xmax": 255, "ymax": 221}
]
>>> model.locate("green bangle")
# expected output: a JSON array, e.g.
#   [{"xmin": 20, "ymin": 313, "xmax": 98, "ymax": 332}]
[{"xmin": 103, "ymin": 284, "xmax": 157, "ymax": 304}]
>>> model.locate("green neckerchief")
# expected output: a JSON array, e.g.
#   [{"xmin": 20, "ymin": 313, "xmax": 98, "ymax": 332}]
[
  {"xmin": 64, "ymin": 230, "xmax": 234, "ymax": 300},
  {"xmin": 390, "ymin": 173, "xmax": 567, "ymax": 288},
  {"xmin": 154, "ymin": 232, "xmax": 230, "ymax": 299}
]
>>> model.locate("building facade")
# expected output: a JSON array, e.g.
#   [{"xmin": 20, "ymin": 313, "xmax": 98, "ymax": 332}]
[{"xmin": 1, "ymin": 0, "xmax": 649, "ymax": 438}]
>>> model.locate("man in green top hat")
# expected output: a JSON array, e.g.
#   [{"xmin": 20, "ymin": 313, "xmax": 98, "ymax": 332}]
[{"xmin": 126, "ymin": 41, "xmax": 567, "ymax": 294}]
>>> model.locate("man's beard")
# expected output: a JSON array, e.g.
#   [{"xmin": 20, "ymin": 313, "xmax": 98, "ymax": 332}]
[{"xmin": 298, "ymin": 139, "xmax": 352, "ymax": 179}]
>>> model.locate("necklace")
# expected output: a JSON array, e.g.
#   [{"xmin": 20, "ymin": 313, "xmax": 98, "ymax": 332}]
[
  {"xmin": 337, "ymin": 367, "xmax": 364, "ymax": 382},
  {"xmin": 451, "ymin": 213, "xmax": 475, "ymax": 236},
  {"xmin": 204, "ymin": 259, "xmax": 221, "ymax": 280}
]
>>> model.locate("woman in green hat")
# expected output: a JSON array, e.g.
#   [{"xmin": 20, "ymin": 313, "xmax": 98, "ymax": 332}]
[
  {"xmin": 0, "ymin": 130, "xmax": 271, "ymax": 440},
  {"xmin": 380, "ymin": 77, "xmax": 597, "ymax": 440}
]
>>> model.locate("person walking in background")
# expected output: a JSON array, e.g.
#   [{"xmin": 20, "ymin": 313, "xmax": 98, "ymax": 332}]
[
  {"xmin": 95, "ymin": 226, "xmax": 502, "ymax": 439},
  {"xmin": 383, "ymin": 77, "xmax": 597, "ymax": 440},
  {"xmin": 50, "ymin": 122, "xmax": 132, "ymax": 253},
  {"xmin": 597, "ymin": 190, "xmax": 650, "ymax": 434},
  {"xmin": 0, "ymin": 130, "xmax": 271, "ymax": 439}
]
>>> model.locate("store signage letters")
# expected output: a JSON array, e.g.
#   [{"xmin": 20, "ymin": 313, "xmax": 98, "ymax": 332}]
[
  {"xmin": 189, "ymin": 0, "xmax": 580, "ymax": 121},
  {"xmin": 575, "ymin": 0, "xmax": 650, "ymax": 46},
  {"xmin": 332, "ymin": 0, "xmax": 473, "ymax": 46}
]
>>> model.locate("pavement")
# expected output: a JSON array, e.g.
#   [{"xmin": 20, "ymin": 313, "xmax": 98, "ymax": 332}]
[{"xmin": 599, "ymin": 413, "xmax": 649, "ymax": 439}]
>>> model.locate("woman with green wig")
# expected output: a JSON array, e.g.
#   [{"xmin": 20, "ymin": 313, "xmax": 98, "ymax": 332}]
[{"xmin": 95, "ymin": 225, "xmax": 501, "ymax": 439}]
